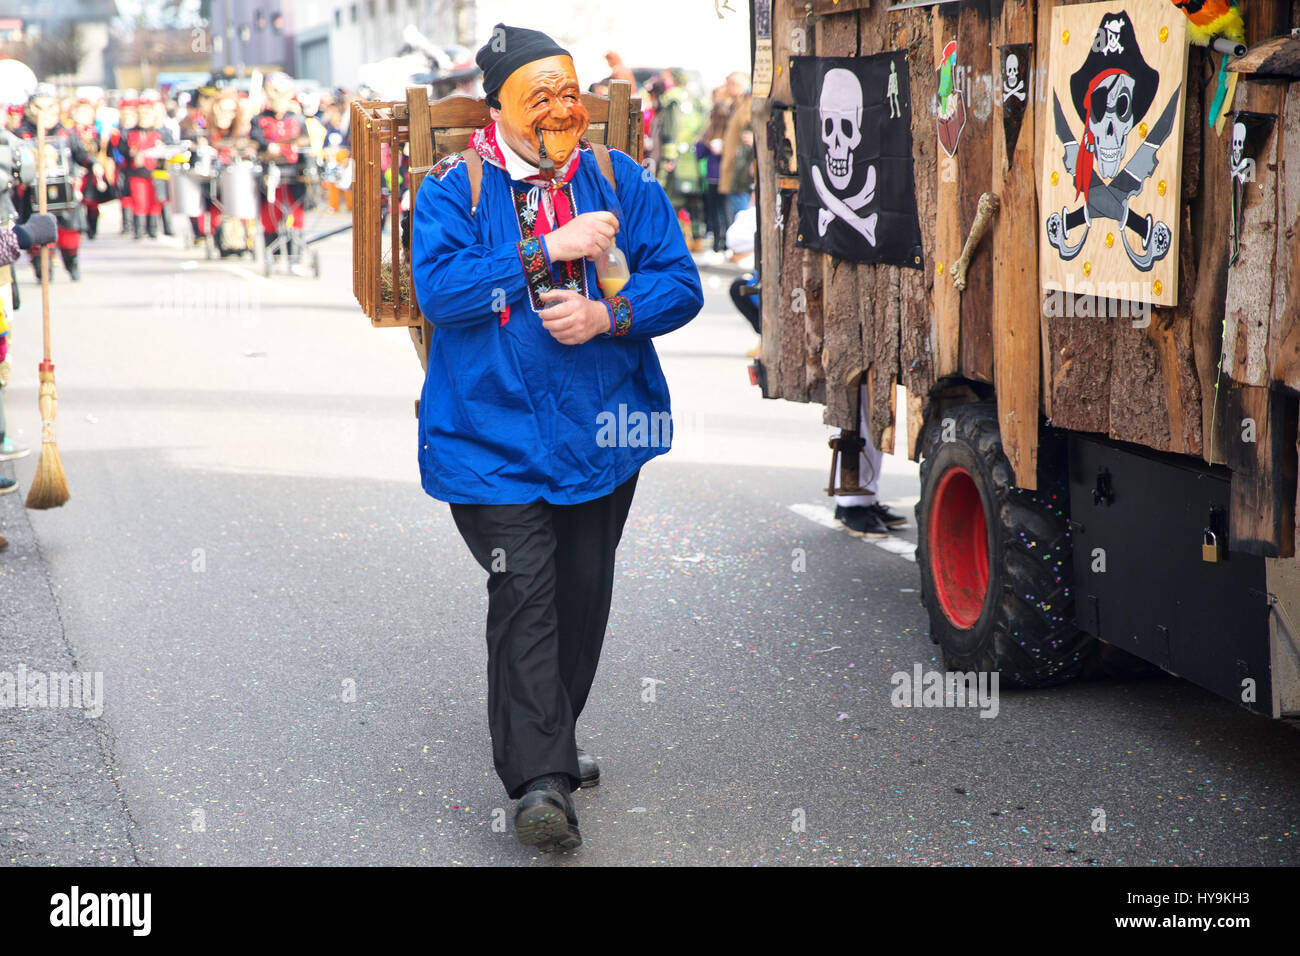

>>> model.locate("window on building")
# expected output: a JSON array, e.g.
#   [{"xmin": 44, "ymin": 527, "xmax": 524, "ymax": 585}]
[
  {"xmin": 367, "ymin": 0, "xmax": 375, "ymax": 19},
  {"xmin": 350, "ymin": 3, "xmax": 357, "ymax": 21},
  {"xmin": 386, "ymin": 0, "xmax": 395, "ymax": 12},
  {"xmin": 334, "ymin": 8, "xmax": 342, "ymax": 26}
]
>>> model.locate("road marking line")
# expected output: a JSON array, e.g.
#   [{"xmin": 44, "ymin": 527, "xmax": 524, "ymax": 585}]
[
  {"xmin": 788, "ymin": 503, "xmax": 918, "ymax": 563},
  {"xmin": 221, "ymin": 263, "xmax": 272, "ymax": 285}
]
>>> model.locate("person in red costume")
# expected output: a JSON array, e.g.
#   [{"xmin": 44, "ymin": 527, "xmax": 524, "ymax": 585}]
[
  {"xmin": 249, "ymin": 73, "xmax": 309, "ymax": 254},
  {"xmin": 122, "ymin": 93, "xmax": 175, "ymax": 240},
  {"xmin": 108, "ymin": 99, "xmax": 138, "ymax": 235},
  {"xmin": 15, "ymin": 85, "xmax": 99, "ymax": 281},
  {"xmin": 202, "ymin": 89, "xmax": 257, "ymax": 256},
  {"xmin": 71, "ymin": 95, "xmax": 108, "ymax": 239}
]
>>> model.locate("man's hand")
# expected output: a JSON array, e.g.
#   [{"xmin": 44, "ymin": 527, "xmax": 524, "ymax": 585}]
[
  {"xmin": 543, "ymin": 211, "xmax": 618, "ymax": 262},
  {"xmin": 266, "ymin": 141, "xmax": 281, "ymax": 156},
  {"xmin": 538, "ymin": 289, "xmax": 611, "ymax": 345}
]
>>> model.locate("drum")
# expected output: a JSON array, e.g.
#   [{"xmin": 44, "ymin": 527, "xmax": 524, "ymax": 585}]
[
  {"xmin": 218, "ymin": 160, "xmax": 259, "ymax": 219},
  {"xmin": 42, "ymin": 175, "xmax": 79, "ymax": 213},
  {"xmin": 170, "ymin": 168, "xmax": 204, "ymax": 217},
  {"xmin": 190, "ymin": 145, "xmax": 216, "ymax": 180}
]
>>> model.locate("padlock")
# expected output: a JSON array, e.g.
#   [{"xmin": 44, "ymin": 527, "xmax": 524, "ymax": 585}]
[{"xmin": 1202, "ymin": 529, "xmax": 1221, "ymax": 563}]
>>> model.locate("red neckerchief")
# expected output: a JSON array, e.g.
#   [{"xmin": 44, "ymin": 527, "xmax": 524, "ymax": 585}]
[
  {"xmin": 469, "ymin": 121, "xmax": 584, "ymax": 233},
  {"xmin": 1075, "ymin": 68, "xmax": 1129, "ymax": 205}
]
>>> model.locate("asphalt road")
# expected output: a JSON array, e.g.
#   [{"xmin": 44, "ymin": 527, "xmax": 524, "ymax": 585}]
[{"xmin": 0, "ymin": 204, "xmax": 1296, "ymax": 866}]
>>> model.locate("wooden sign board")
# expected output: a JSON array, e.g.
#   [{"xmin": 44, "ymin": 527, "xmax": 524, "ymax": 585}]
[{"xmin": 1039, "ymin": 0, "xmax": 1188, "ymax": 308}]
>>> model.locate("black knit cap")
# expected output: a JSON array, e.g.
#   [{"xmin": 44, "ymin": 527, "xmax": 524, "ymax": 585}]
[{"xmin": 476, "ymin": 23, "xmax": 571, "ymax": 107}]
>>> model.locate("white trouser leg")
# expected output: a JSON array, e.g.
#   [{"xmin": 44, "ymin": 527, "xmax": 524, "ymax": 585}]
[{"xmin": 835, "ymin": 384, "xmax": 882, "ymax": 507}]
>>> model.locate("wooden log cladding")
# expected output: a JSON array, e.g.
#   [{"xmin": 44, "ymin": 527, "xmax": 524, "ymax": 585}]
[
  {"xmin": 814, "ymin": 4, "xmax": 859, "ymax": 424},
  {"xmin": 1224, "ymin": 384, "xmax": 1298, "ymax": 558},
  {"xmin": 1272, "ymin": 88, "xmax": 1300, "ymax": 389},
  {"xmin": 873, "ymin": 265, "xmax": 901, "ymax": 455},
  {"xmin": 754, "ymin": 93, "xmax": 782, "ymax": 396},
  {"xmin": 779, "ymin": 198, "xmax": 808, "ymax": 399},
  {"xmin": 955, "ymin": 2, "xmax": 994, "ymax": 384},
  {"xmin": 1189, "ymin": 49, "xmax": 1234, "ymax": 465},
  {"xmin": 803, "ymin": 254, "xmax": 826, "ymax": 405},
  {"xmin": 992, "ymin": 0, "xmax": 1040, "ymax": 489},
  {"xmin": 933, "ymin": 4, "xmax": 963, "ymax": 379},
  {"xmin": 899, "ymin": 8, "xmax": 938, "ymax": 460},
  {"xmin": 1222, "ymin": 0, "xmax": 1298, "ymax": 559},
  {"xmin": 1223, "ymin": 80, "xmax": 1286, "ymax": 386},
  {"xmin": 821, "ymin": 254, "xmax": 861, "ymax": 430},
  {"xmin": 755, "ymin": 0, "xmax": 802, "ymax": 401}
]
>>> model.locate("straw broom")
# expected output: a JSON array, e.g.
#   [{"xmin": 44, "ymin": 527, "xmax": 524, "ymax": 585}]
[{"xmin": 25, "ymin": 121, "xmax": 69, "ymax": 510}]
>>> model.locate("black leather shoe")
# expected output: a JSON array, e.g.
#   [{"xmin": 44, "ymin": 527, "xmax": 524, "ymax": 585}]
[
  {"xmin": 834, "ymin": 504, "xmax": 888, "ymax": 539},
  {"xmin": 515, "ymin": 774, "xmax": 581, "ymax": 852},
  {"xmin": 576, "ymin": 748, "xmax": 600, "ymax": 789},
  {"xmin": 868, "ymin": 502, "xmax": 907, "ymax": 529}
]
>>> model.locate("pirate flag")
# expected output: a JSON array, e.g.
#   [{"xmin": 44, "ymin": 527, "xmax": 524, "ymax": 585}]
[{"xmin": 790, "ymin": 53, "xmax": 924, "ymax": 269}]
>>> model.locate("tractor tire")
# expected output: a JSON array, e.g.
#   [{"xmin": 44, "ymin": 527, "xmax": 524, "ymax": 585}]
[{"xmin": 915, "ymin": 402, "xmax": 1097, "ymax": 688}]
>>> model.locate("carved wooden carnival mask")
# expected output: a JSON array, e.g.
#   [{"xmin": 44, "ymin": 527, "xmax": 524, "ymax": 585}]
[{"xmin": 491, "ymin": 54, "xmax": 589, "ymax": 168}]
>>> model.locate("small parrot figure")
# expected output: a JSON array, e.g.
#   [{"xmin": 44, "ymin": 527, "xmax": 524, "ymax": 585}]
[
  {"xmin": 938, "ymin": 40, "xmax": 957, "ymax": 116},
  {"xmin": 1173, "ymin": 0, "xmax": 1248, "ymax": 128},
  {"xmin": 1172, "ymin": 0, "xmax": 1246, "ymax": 46}
]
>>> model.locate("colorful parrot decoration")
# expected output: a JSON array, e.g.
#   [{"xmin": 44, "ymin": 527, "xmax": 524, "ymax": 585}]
[
  {"xmin": 1173, "ymin": 0, "xmax": 1246, "ymax": 46},
  {"xmin": 938, "ymin": 40, "xmax": 956, "ymax": 115},
  {"xmin": 1172, "ymin": 0, "xmax": 1247, "ymax": 127}
]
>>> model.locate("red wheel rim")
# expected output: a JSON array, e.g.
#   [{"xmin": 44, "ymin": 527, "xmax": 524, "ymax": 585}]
[{"xmin": 928, "ymin": 466, "xmax": 989, "ymax": 630}]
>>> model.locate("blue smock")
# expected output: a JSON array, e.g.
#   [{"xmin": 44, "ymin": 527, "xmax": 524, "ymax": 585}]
[{"xmin": 411, "ymin": 144, "xmax": 703, "ymax": 505}]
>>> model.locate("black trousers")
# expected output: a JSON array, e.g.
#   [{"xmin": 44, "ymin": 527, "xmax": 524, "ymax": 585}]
[
  {"xmin": 729, "ymin": 274, "xmax": 761, "ymax": 335},
  {"xmin": 449, "ymin": 471, "xmax": 639, "ymax": 799},
  {"xmin": 702, "ymin": 183, "xmax": 729, "ymax": 251}
]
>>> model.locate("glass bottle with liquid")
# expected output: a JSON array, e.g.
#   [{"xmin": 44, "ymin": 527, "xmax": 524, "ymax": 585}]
[
  {"xmin": 595, "ymin": 194, "xmax": 629, "ymax": 298},
  {"xmin": 595, "ymin": 245, "xmax": 629, "ymax": 298}
]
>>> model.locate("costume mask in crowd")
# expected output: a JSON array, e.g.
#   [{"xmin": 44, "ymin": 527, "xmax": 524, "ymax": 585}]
[
  {"xmin": 120, "ymin": 104, "xmax": 138, "ymax": 129},
  {"xmin": 27, "ymin": 96, "xmax": 59, "ymax": 131},
  {"xmin": 265, "ymin": 82, "xmax": 294, "ymax": 116},
  {"xmin": 72, "ymin": 102, "xmax": 95, "ymax": 128},
  {"xmin": 211, "ymin": 94, "xmax": 238, "ymax": 134},
  {"xmin": 491, "ymin": 55, "xmax": 589, "ymax": 172}
]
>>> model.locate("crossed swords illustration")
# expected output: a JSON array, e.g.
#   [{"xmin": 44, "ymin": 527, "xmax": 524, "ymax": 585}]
[
  {"xmin": 1045, "ymin": 87, "xmax": 1179, "ymax": 271},
  {"xmin": 811, "ymin": 162, "xmax": 878, "ymax": 245}
]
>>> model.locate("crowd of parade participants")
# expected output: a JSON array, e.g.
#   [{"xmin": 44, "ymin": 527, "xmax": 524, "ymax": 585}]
[{"xmin": 0, "ymin": 75, "xmax": 355, "ymax": 280}]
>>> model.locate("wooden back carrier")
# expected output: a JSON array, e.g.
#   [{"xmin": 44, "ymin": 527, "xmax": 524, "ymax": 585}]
[{"xmin": 350, "ymin": 81, "xmax": 643, "ymax": 371}]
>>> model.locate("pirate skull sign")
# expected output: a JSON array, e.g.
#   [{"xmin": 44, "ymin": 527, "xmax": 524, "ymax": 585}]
[
  {"xmin": 1039, "ymin": 1, "xmax": 1188, "ymax": 307},
  {"xmin": 791, "ymin": 53, "xmax": 924, "ymax": 268}
]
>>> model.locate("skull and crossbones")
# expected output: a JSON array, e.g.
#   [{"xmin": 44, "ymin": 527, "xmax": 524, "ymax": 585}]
[
  {"xmin": 1098, "ymin": 18, "xmax": 1125, "ymax": 55},
  {"xmin": 811, "ymin": 68, "xmax": 877, "ymax": 245},
  {"xmin": 1003, "ymin": 53, "xmax": 1025, "ymax": 104},
  {"xmin": 1230, "ymin": 121, "xmax": 1252, "ymax": 183}
]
